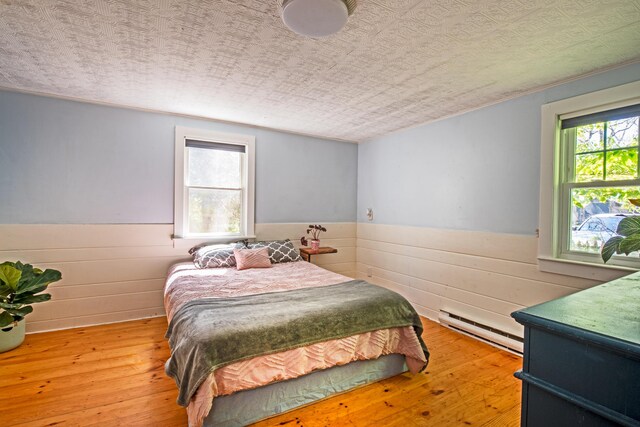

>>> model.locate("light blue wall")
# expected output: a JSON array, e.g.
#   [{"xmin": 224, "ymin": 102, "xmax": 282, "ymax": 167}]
[
  {"xmin": 4, "ymin": 62, "xmax": 639, "ymax": 228},
  {"xmin": 357, "ymin": 62, "xmax": 640, "ymax": 235},
  {"xmin": 0, "ymin": 91, "xmax": 358, "ymax": 224}
]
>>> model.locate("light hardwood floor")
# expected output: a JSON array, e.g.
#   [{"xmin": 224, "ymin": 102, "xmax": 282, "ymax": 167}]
[{"xmin": 0, "ymin": 317, "xmax": 522, "ymax": 426}]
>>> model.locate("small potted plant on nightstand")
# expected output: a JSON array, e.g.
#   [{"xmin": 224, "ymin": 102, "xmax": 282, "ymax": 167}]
[
  {"xmin": 0, "ymin": 261, "xmax": 61, "ymax": 352},
  {"xmin": 300, "ymin": 224, "xmax": 327, "ymax": 252}
]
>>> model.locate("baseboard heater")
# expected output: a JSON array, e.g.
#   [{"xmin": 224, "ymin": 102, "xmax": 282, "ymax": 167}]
[{"xmin": 438, "ymin": 310, "xmax": 524, "ymax": 355}]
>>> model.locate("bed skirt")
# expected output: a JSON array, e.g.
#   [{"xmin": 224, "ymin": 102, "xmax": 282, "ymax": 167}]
[{"xmin": 203, "ymin": 354, "xmax": 407, "ymax": 427}]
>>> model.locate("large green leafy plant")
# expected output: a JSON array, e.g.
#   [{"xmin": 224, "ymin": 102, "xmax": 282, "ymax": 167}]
[
  {"xmin": 601, "ymin": 200, "xmax": 640, "ymax": 263},
  {"xmin": 0, "ymin": 262, "xmax": 61, "ymax": 331}
]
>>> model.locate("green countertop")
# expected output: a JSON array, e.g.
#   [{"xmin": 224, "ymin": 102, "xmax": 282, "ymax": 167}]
[{"xmin": 513, "ymin": 271, "xmax": 640, "ymax": 347}]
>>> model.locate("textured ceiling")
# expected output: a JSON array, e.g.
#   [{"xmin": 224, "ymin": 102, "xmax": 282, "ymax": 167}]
[{"xmin": 0, "ymin": 0, "xmax": 639, "ymax": 142}]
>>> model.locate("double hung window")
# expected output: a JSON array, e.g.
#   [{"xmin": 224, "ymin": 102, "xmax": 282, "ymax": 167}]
[
  {"xmin": 559, "ymin": 105, "xmax": 640, "ymax": 262},
  {"xmin": 538, "ymin": 81, "xmax": 640, "ymax": 279},
  {"xmin": 174, "ymin": 127, "xmax": 255, "ymax": 239}
]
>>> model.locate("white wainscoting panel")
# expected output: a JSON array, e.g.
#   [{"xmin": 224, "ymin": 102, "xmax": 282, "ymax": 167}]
[
  {"xmin": 0, "ymin": 222, "xmax": 355, "ymax": 333},
  {"xmin": 356, "ymin": 223, "xmax": 612, "ymax": 338},
  {"xmin": 6, "ymin": 220, "xmax": 596, "ymax": 339}
]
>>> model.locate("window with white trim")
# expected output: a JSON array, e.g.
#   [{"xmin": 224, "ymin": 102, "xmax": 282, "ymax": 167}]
[
  {"xmin": 559, "ymin": 106, "xmax": 640, "ymax": 260},
  {"xmin": 558, "ymin": 105, "xmax": 640, "ymax": 264},
  {"xmin": 538, "ymin": 81, "xmax": 640, "ymax": 280},
  {"xmin": 174, "ymin": 126, "xmax": 255, "ymax": 239}
]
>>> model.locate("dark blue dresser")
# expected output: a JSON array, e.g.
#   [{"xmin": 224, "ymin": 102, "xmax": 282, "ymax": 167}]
[{"xmin": 512, "ymin": 272, "xmax": 640, "ymax": 427}]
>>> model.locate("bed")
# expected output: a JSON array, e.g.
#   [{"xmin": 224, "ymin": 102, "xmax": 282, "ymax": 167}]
[{"xmin": 164, "ymin": 250, "xmax": 429, "ymax": 427}]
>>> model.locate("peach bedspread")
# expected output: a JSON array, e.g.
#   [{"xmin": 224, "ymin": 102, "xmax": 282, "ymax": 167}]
[{"xmin": 164, "ymin": 261, "xmax": 427, "ymax": 427}]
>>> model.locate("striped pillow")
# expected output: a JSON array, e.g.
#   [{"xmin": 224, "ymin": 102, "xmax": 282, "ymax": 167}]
[{"xmin": 233, "ymin": 247, "xmax": 272, "ymax": 270}]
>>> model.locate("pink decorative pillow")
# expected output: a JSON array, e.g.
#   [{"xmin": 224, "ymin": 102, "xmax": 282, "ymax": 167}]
[{"xmin": 233, "ymin": 247, "xmax": 272, "ymax": 270}]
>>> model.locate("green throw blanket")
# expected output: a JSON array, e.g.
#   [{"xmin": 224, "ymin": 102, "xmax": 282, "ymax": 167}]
[{"xmin": 165, "ymin": 280, "xmax": 429, "ymax": 406}]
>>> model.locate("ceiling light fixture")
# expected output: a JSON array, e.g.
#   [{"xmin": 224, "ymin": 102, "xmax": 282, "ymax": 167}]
[{"xmin": 281, "ymin": 0, "xmax": 357, "ymax": 38}]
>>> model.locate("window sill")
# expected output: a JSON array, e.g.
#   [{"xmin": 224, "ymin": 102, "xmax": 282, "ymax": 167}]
[
  {"xmin": 172, "ymin": 235, "xmax": 256, "ymax": 250},
  {"xmin": 172, "ymin": 234, "xmax": 256, "ymax": 240},
  {"xmin": 538, "ymin": 256, "xmax": 637, "ymax": 282}
]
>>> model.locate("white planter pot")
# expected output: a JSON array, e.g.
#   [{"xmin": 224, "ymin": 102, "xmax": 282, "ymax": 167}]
[{"xmin": 0, "ymin": 319, "xmax": 26, "ymax": 353}]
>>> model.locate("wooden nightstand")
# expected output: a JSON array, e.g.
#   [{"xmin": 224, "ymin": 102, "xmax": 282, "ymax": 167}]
[{"xmin": 299, "ymin": 247, "xmax": 338, "ymax": 263}]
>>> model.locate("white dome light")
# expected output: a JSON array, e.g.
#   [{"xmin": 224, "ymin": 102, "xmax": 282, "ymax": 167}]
[{"xmin": 282, "ymin": 0, "xmax": 350, "ymax": 38}]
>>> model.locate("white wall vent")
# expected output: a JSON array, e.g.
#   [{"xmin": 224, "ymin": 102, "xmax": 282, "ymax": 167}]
[{"xmin": 438, "ymin": 310, "xmax": 523, "ymax": 355}]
